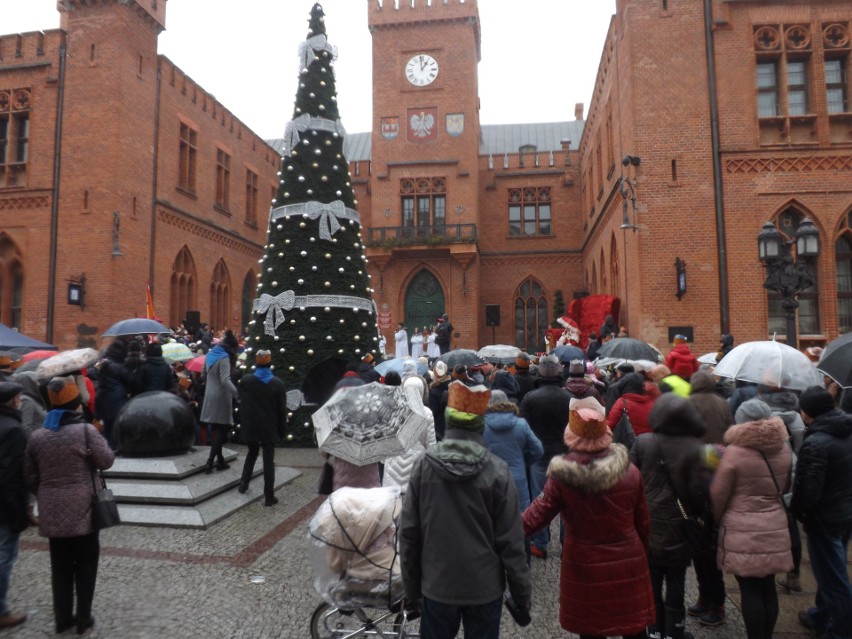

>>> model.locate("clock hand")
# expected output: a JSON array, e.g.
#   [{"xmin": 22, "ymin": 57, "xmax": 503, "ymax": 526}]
[{"xmin": 420, "ymin": 56, "xmax": 426, "ymax": 71}]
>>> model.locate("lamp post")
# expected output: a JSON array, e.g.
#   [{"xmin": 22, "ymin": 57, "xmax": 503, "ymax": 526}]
[{"xmin": 757, "ymin": 218, "xmax": 820, "ymax": 347}]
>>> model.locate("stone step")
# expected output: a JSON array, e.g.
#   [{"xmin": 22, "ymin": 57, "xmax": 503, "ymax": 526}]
[
  {"xmin": 104, "ymin": 446, "xmax": 238, "ymax": 480},
  {"xmin": 106, "ymin": 464, "xmax": 263, "ymax": 505}
]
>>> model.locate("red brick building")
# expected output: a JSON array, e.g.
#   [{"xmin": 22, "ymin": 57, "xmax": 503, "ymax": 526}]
[
  {"xmin": 4, "ymin": 0, "xmax": 852, "ymax": 355},
  {"xmin": 0, "ymin": 0, "xmax": 278, "ymax": 348}
]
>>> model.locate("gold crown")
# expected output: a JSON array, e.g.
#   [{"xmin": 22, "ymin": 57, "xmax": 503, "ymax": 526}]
[
  {"xmin": 255, "ymin": 350, "xmax": 272, "ymax": 366},
  {"xmin": 568, "ymin": 407, "xmax": 607, "ymax": 440},
  {"xmin": 0, "ymin": 355, "xmax": 11, "ymax": 368},
  {"xmin": 447, "ymin": 381, "xmax": 491, "ymax": 416}
]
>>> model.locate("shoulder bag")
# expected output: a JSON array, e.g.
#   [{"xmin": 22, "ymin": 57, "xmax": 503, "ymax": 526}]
[
  {"xmin": 85, "ymin": 426, "xmax": 121, "ymax": 530},
  {"xmin": 654, "ymin": 435, "xmax": 708, "ymax": 553},
  {"xmin": 759, "ymin": 450, "xmax": 796, "ymax": 536},
  {"xmin": 612, "ymin": 396, "xmax": 637, "ymax": 449}
]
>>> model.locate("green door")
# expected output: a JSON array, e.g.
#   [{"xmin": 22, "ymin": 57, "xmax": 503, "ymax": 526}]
[{"xmin": 404, "ymin": 269, "xmax": 445, "ymax": 333}]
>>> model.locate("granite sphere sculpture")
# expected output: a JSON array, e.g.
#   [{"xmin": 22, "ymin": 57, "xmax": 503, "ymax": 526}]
[{"xmin": 114, "ymin": 391, "xmax": 195, "ymax": 456}]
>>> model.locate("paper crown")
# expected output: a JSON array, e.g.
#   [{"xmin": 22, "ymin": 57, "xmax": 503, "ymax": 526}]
[
  {"xmin": 178, "ymin": 376, "xmax": 192, "ymax": 389},
  {"xmin": 47, "ymin": 375, "xmax": 80, "ymax": 408},
  {"xmin": 568, "ymin": 407, "xmax": 608, "ymax": 440},
  {"xmin": 361, "ymin": 352, "xmax": 375, "ymax": 364},
  {"xmin": 515, "ymin": 353, "xmax": 531, "ymax": 369},
  {"xmin": 0, "ymin": 355, "xmax": 11, "ymax": 368},
  {"xmin": 255, "ymin": 350, "xmax": 272, "ymax": 366},
  {"xmin": 447, "ymin": 381, "xmax": 491, "ymax": 416}
]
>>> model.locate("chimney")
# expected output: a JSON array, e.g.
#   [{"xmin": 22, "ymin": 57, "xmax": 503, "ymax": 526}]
[{"xmin": 574, "ymin": 103, "xmax": 584, "ymax": 121}]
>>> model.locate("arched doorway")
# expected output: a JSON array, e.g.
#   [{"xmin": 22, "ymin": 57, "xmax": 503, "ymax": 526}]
[{"xmin": 404, "ymin": 269, "xmax": 445, "ymax": 332}]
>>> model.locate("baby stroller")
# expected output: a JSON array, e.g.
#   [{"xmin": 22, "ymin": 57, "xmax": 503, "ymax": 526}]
[{"xmin": 308, "ymin": 486, "xmax": 419, "ymax": 639}]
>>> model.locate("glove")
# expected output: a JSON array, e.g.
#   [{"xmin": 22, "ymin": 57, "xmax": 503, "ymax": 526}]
[
  {"xmin": 404, "ymin": 598, "xmax": 421, "ymax": 621},
  {"xmin": 503, "ymin": 593, "xmax": 531, "ymax": 627}
]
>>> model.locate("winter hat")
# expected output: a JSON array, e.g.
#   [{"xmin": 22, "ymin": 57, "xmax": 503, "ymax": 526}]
[
  {"xmin": 673, "ymin": 334, "xmax": 688, "ymax": 345},
  {"xmin": 445, "ymin": 381, "xmax": 490, "ymax": 433},
  {"xmin": 488, "ymin": 389, "xmax": 509, "ymax": 406},
  {"xmin": 0, "ymin": 381, "xmax": 23, "ymax": 404},
  {"xmin": 222, "ymin": 330, "xmax": 239, "ymax": 351},
  {"xmin": 452, "ymin": 365, "xmax": 468, "ymax": 380},
  {"xmin": 735, "ymin": 398, "xmax": 772, "ymax": 424},
  {"xmin": 255, "ymin": 350, "xmax": 272, "ymax": 367},
  {"xmin": 47, "ymin": 375, "xmax": 81, "ymax": 409},
  {"xmin": 565, "ymin": 396, "xmax": 610, "ymax": 452},
  {"xmin": 127, "ymin": 341, "xmax": 143, "ymax": 355},
  {"xmin": 361, "ymin": 352, "xmax": 375, "ymax": 364},
  {"xmin": 515, "ymin": 353, "xmax": 531, "ymax": 370},
  {"xmin": 567, "ymin": 359, "xmax": 586, "ymax": 377},
  {"xmin": 433, "ymin": 361, "xmax": 447, "ymax": 378},
  {"xmin": 538, "ymin": 355, "xmax": 561, "ymax": 378},
  {"xmin": 799, "ymin": 385, "xmax": 835, "ymax": 419}
]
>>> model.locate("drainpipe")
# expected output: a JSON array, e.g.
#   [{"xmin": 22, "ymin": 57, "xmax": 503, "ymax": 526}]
[
  {"xmin": 705, "ymin": 0, "xmax": 730, "ymax": 334},
  {"xmin": 47, "ymin": 43, "xmax": 68, "ymax": 343},
  {"xmin": 148, "ymin": 61, "xmax": 162, "ymax": 292}
]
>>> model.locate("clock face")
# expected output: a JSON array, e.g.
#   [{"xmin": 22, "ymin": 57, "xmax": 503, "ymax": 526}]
[{"xmin": 405, "ymin": 54, "xmax": 439, "ymax": 87}]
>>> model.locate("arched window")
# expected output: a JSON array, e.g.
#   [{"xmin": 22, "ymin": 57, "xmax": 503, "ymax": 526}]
[
  {"xmin": 0, "ymin": 235, "xmax": 24, "ymax": 329},
  {"xmin": 170, "ymin": 247, "xmax": 196, "ymax": 328},
  {"xmin": 610, "ymin": 233, "xmax": 620, "ymax": 298},
  {"xmin": 599, "ymin": 248, "xmax": 607, "ymax": 294},
  {"xmin": 514, "ymin": 277, "xmax": 548, "ymax": 353},
  {"xmin": 837, "ymin": 225, "xmax": 852, "ymax": 333},
  {"xmin": 241, "ymin": 270, "xmax": 256, "ymax": 334},
  {"xmin": 591, "ymin": 262, "xmax": 598, "ymax": 294},
  {"xmin": 767, "ymin": 208, "xmax": 820, "ymax": 336},
  {"xmin": 210, "ymin": 260, "xmax": 231, "ymax": 332}
]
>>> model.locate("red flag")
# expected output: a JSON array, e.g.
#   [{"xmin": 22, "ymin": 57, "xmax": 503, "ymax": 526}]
[{"xmin": 146, "ymin": 281, "xmax": 156, "ymax": 320}]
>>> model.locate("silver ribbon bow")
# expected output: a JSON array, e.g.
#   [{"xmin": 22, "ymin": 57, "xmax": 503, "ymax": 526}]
[
  {"xmin": 285, "ymin": 389, "xmax": 303, "ymax": 411},
  {"xmin": 253, "ymin": 291, "xmax": 296, "ymax": 336},
  {"xmin": 298, "ymin": 34, "xmax": 338, "ymax": 73},
  {"xmin": 282, "ymin": 114, "xmax": 346, "ymax": 155},
  {"xmin": 271, "ymin": 200, "xmax": 360, "ymax": 241}
]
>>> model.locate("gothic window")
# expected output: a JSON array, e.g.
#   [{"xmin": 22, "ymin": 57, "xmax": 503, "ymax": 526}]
[
  {"xmin": 170, "ymin": 247, "xmax": 196, "ymax": 328},
  {"xmin": 754, "ymin": 25, "xmax": 812, "ymax": 118},
  {"xmin": 178, "ymin": 122, "xmax": 197, "ymax": 193},
  {"xmin": 508, "ymin": 187, "xmax": 552, "ymax": 237},
  {"xmin": 826, "ymin": 58, "xmax": 849, "ymax": 113},
  {"xmin": 610, "ymin": 233, "xmax": 620, "ymax": 297},
  {"xmin": 600, "ymin": 248, "xmax": 608, "ymax": 294},
  {"xmin": 766, "ymin": 208, "xmax": 820, "ymax": 336},
  {"xmin": 210, "ymin": 259, "xmax": 231, "ymax": 332},
  {"xmin": 400, "ymin": 177, "xmax": 446, "ymax": 238},
  {"xmin": 0, "ymin": 88, "xmax": 31, "ymax": 188},
  {"xmin": 0, "ymin": 235, "xmax": 23, "ymax": 329},
  {"xmin": 514, "ymin": 277, "xmax": 548, "ymax": 353},
  {"xmin": 215, "ymin": 148, "xmax": 231, "ymax": 211},
  {"xmin": 836, "ymin": 233, "xmax": 852, "ymax": 334}
]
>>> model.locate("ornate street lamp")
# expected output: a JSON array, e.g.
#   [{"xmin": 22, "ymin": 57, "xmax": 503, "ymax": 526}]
[{"xmin": 757, "ymin": 218, "xmax": 820, "ymax": 347}]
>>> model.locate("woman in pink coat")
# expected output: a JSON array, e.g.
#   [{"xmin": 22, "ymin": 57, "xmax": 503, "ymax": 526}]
[{"xmin": 710, "ymin": 398, "xmax": 793, "ymax": 639}]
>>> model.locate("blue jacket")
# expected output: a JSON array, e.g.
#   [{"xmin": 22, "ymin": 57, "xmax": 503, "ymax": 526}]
[{"xmin": 484, "ymin": 402, "xmax": 543, "ymax": 510}]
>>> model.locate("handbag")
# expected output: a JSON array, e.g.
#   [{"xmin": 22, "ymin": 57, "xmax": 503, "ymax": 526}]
[
  {"xmin": 612, "ymin": 397, "xmax": 637, "ymax": 449},
  {"xmin": 654, "ymin": 436, "xmax": 709, "ymax": 553},
  {"xmin": 317, "ymin": 459, "xmax": 334, "ymax": 496},
  {"xmin": 85, "ymin": 427, "xmax": 121, "ymax": 530}
]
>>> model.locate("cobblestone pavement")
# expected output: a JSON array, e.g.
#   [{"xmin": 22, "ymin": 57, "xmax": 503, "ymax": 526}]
[{"xmin": 3, "ymin": 446, "xmax": 817, "ymax": 638}]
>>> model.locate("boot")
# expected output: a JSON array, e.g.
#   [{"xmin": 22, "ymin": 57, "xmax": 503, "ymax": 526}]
[
  {"xmin": 687, "ymin": 598, "xmax": 707, "ymax": 617},
  {"xmin": 777, "ymin": 571, "xmax": 802, "ymax": 592},
  {"xmin": 698, "ymin": 606, "xmax": 725, "ymax": 627},
  {"xmin": 664, "ymin": 606, "xmax": 688, "ymax": 639}
]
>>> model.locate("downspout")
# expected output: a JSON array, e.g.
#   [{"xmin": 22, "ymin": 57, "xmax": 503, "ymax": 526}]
[
  {"xmin": 148, "ymin": 60, "xmax": 162, "ymax": 293},
  {"xmin": 704, "ymin": 0, "xmax": 730, "ymax": 334},
  {"xmin": 46, "ymin": 43, "xmax": 68, "ymax": 343}
]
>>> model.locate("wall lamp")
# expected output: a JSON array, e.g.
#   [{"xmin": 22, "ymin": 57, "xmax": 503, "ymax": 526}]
[{"xmin": 622, "ymin": 155, "xmax": 641, "ymax": 167}]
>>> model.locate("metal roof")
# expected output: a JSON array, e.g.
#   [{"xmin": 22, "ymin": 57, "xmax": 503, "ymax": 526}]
[{"xmin": 268, "ymin": 120, "xmax": 584, "ymax": 163}]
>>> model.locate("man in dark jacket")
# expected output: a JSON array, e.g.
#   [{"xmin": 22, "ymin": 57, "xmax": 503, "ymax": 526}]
[
  {"xmin": 434, "ymin": 314, "xmax": 453, "ymax": 355},
  {"xmin": 512, "ymin": 353, "xmax": 536, "ymax": 402},
  {"xmin": 792, "ymin": 386, "xmax": 852, "ymax": 638},
  {"xmin": 520, "ymin": 355, "xmax": 572, "ymax": 558},
  {"xmin": 0, "ymin": 382, "xmax": 28, "ymax": 628},
  {"xmin": 400, "ymin": 381, "xmax": 530, "ymax": 637},
  {"xmin": 237, "ymin": 350, "xmax": 287, "ymax": 507},
  {"xmin": 138, "ymin": 342, "xmax": 176, "ymax": 394}
]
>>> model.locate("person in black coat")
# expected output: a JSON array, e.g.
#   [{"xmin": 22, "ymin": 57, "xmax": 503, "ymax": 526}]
[
  {"xmin": 138, "ymin": 343, "xmax": 176, "ymax": 394},
  {"xmin": 631, "ymin": 394, "xmax": 709, "ymax": 639},
  {"xmin": 512, "ymin": 353, "xmax": 536, "ymax": 402},
  {"xmin": 519, "ymin": 355, "xmax": 572, "ymax": 558},
  {"xmin": 237, "ymin": 351, "xmax": 287, "ymax": 507},
  {"xmin": 0, "ymin": 382, "xmax": 28, "ymax": 629},
  {"xmin": 94, "ymin": 341, "xmax": 131, "ymax": 448},
  {"xmin": 427, "ymin": 362, "xmax": 451, "ymax": 440}
]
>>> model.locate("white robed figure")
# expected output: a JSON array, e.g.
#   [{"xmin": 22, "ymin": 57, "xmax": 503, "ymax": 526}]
[
  {"xmin": 426, "ymin": 327, "xmax": 440, "ymax": 359},
  {"xmin": 378, "ymin": 334, "xmax": 387, "ymax": 357},
  {"xmin": 410, "ymin": 328, "xmax": 423, "ymax": 359},
  {"xmin": 394, "ymin": 324, "xmax": 409, "ymax": 358}
]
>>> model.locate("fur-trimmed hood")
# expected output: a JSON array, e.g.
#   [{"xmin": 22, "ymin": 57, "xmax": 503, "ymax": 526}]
[
  {"xmin": 758, "ymin": 388, "xmax": 799, "ymax": 413},
  {"xmin": 723, "ymin": 416, "xmax": 788, "ymax": 452},
  {"xmin": 486, "ymin": 401, "xmax": 518, "ymax": 415},
  {"xmin": 546, "ymin": 444, "xmax": 630, "ymax": 494}
]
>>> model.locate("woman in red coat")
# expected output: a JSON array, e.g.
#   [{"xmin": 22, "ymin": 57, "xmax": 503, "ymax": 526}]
[
  {"xmin": 523, "ymin": 397, "xmax": 655, "ymax": 638},
  {"xmin": 607, "ymin": 372, "xmax": 656, "ymax": 436}
]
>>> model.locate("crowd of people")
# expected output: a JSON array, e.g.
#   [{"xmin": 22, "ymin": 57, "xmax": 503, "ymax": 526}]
[{"xmin": 1, "ymin": 315, "xmax": 852, "ymax": 638}]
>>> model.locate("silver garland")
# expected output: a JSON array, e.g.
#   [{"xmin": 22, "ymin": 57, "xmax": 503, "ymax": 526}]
[
  {"xmin": 253, "ymin": 290, "xmax": 374, "ymax": 337},
  {"xmin": 270, "ymin": 200, "xmax": 359, "ymax": 241},
  {"xmin": 298, "ymin": 34, "xmax": 337, "ymax": 73},
  {"xmin": 282, "ymin": 114, "xmax": 346, "ymax": 156}
]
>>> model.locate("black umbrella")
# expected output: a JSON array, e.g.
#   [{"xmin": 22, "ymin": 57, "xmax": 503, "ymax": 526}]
[
  {"xmin": 103, "ymin": 318, "xmax": 170, "ymax": 338},
  {"xmin": 817, "ymin": 333, "xmax": 852, "ymax": 388},
  {"xmin": 438, "ymin": 349, "xmax": 486, "ymax": 370},
  {"xmin": 596, "ymin": 338, "xmax": 661, "ymax": 363}
]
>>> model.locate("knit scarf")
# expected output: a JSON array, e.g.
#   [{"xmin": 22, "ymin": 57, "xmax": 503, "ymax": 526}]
[
  {"xmin": 205, "ymin": 345, "xmax": 230, "ymax": 369},
  {"xmin": 254, "ymin": 367, "xmax": 274, "ymax": 384},
  {"xmin": 43, "ymin": 409, "xmax": 76, "ymax": 431}
]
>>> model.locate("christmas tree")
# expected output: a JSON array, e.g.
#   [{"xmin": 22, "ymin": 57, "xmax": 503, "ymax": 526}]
[{"xmin": 246, "ymin": 3, "xmax": 379, "ymax": 447}]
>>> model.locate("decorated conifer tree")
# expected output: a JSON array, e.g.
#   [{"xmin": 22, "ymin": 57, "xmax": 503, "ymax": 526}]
[{"xmin": 246, "ymin": 3, "xmax": 379, "ymax": 447}]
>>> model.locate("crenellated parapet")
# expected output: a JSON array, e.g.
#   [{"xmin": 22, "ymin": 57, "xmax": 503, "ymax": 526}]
[
  {"xmin": 0, "ymin": 30, "xmax": 64, "ymax": 66},
  {"xmin": 58, "ymin": 0, "xmax": 166, "ymax": 33},
  {"xmin": 369, "ymin": 0, "xmax": 480, "ymax": 57}
]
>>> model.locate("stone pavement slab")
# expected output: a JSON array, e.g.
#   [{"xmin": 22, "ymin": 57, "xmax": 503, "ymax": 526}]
[{"xmin": 1, "ymin": 445, "xmax": 833, "ymax": 638}]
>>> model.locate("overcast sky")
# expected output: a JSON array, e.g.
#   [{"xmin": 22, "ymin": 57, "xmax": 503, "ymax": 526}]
[{"xmin": 3, "ymin": 0, "xmax": 616, "ymax": 138}]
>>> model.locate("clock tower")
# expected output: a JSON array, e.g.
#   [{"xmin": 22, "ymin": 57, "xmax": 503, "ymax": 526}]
[{"xmin": 366, "ymin": 0, "xmax": 482, "ymax": 347}]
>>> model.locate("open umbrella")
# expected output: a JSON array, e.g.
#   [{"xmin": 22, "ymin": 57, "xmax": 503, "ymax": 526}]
[
  {"xmin": 438, "ymin": 349, "xmax": 485, "ymax": 370},
  {"xmin": 35, "ymin": 348, "xmax": 100, "ymax": 380},
  {"xmin": 596, "ymin": 338, "xmax": 662, "ymax": 363},
  {"xmin": 103, "ymin": 318, "xmax": 170, "ymax": 338},
  {"xmin": 713, "ymin": 340, "xmax": 823, "ymax": 391},
  {"xmin": 552, "ymin": 344, "xmax": 586, "ymax": 363},
  {"xmin": 185, "ymin": 355, "xmax": 206, "ymax": 373},
  {"xmin": 477, "ymin": 344, "xmax": 520, "ymax": 364},
  {"xmin": 375, "ymin": 358, "xmax": 428, "ymax": 377},
  {"xmin": 312, "ymin": 383, "xmax": 429, "ymax": 466},
  {"xmin": 160, "ymin": 342, "xmax": 193, "ymax": 363},
  {"xmin": 21, "ymin": 349, "xmax": 59, "ymax": 363},
  {"xmin": 698, "ymin": 352, "xmax": 720, "ymax": 365},
  {"xmin": 816, "ymin": 333, "xmax": 852, "ymax": 388}
]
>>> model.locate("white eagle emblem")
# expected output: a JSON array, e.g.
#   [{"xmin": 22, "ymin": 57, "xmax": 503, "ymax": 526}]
[{"xmin": 410, "ymin": 111, "xmax": 435, "ymax": 138}]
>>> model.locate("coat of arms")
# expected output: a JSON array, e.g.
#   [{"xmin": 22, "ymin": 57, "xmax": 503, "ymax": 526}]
[
  {"xmin": 446, "ymin": 113, "xmax": 464, "ymax": 137},
  {"xmin": 407, "ymin": 107, "xmax": 438, "ymax": 142}
]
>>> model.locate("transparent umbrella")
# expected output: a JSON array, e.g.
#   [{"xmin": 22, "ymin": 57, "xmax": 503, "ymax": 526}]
[
  {"xmin": 35, "ymin": 348, "xmax": 100, "ymax": 380},
  {"xmin": 477, "ymin": 344, "xmax": 521, "ymax": 364},
  {"xmin": 712, "ymin": 340, "xmax": 823, "ymax": 391}
]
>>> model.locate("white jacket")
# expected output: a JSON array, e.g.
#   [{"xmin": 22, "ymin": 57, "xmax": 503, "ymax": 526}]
[{"xmin": 382, "ymin": 408, "xmax": 436, "ymax": 493}]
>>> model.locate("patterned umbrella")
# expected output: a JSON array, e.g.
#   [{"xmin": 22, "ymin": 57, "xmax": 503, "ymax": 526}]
[
  {"xmin": 312, "ymin": 383, "xmax": 430, "ymax": 466},
  {"xmin": 35, "ymin": 348, "xmax": 100, "ymax": 380},
  {"xmin": 161, "ymin": 342, "xmax": 193, "ymax": 363}
]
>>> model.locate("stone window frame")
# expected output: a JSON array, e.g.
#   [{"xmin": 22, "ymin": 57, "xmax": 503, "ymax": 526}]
[
  {"xmin": 508, "ymin": 187, "xmax": 552, "ymax": 237},
  {"xmin": 178, "ymin": 122, "xmax": 198, "ymax": 195},
  {"xmin": 0, "ymin": 88, "xmax": 31, "ymax": 189},
  {"xmin": 215, "ymin": 147, "xmax": 231, "ymax": 213},
  {"xmin": 399, "ymin": 177, "xmax": 446, "ymax": 231}
]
